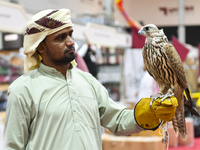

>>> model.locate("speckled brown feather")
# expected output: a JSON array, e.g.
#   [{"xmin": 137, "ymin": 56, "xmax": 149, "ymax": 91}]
[
  {"xmin": 143, "ymin": 42, "xmax": 187, "ymax": 140},
  {"xmin": 163, "ymin": 44, "xmax": 188, "ymax": 139},
  {"xmin": 140, "ymin": 24, "xmax": 199, "ymax": 141},
  {"xmin": 163, "ymin": 44, "xmax": 200, "ymax": 117},
  {"xmin": 163, "ymin": 44, "xmax": 188, "ymax": 89}
]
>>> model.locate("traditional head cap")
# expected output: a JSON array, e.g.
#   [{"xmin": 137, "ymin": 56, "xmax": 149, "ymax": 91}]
[{"xmin": 23, "ymin": 9, "xmax": 76, "ymax": 73}]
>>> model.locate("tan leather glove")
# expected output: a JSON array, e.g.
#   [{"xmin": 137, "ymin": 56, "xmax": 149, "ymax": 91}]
[{"xmin": 134, "ymin": 96, "xmax": 178, "ymax": 130}]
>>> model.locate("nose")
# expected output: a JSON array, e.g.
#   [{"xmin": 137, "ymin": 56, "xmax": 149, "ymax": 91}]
[{"xmin": 66, "ymin": 36, "xmax": 75, "ymax": 47}]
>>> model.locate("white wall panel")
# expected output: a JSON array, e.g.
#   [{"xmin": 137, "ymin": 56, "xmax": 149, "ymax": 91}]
[{"xmin": 114, "ymin": 0, "xmax": 200, "ymax": 27}]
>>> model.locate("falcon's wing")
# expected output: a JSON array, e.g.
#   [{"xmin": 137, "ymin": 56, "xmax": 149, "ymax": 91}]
[
  {"xmin": 142, "ymin": 48, "xmax": 153, "ymax": 77},
  {"xmin": 163, "ymin": 43, "xmax": 188, "ymax": 88}
]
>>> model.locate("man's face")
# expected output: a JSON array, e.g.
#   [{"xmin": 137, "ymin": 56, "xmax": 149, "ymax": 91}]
[{"xmin": 42, "ymin": 26, "xmax": 75, "ymax": 66}]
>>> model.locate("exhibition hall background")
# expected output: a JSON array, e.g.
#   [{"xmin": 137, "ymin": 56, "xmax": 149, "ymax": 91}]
[{"xmin": 0, "ymin": 0, "xmax": 200, "ymax": 150}]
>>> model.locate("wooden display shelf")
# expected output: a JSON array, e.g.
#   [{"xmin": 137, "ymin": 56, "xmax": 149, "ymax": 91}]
[
  {"xmin": 102, "ymin": 133, "xmax": 166, "ymax": 150},
  {"xmin": 0, "ymin": 49, "xmax": 23, "ymax": 66}
]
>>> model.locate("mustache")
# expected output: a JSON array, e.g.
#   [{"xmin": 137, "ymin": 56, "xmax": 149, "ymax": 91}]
[{"xmin": 65, "ymin": 45, "xmax": 75, "ymax": 52}]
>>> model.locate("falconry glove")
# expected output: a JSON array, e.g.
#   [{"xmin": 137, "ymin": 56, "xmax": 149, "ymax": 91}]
[{"xmin": 134, "ymin": 96, "xmax": 178, "ymax": 130}]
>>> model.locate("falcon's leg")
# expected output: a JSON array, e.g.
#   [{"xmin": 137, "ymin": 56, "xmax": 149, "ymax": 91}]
[
  {"xmin": 160, "ymin": 87, "xmax": 174, "ymax": 103},
  {"xmin": 149, "ymin": 84, "xmax": 168, "ymax": 107},
  {"xmin": 150, "ymin": 91, "xmax": 163, "ymax": 107}
]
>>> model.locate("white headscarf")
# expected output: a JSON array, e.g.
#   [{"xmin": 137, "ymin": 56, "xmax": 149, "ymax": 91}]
[{"xmin": 23, "ymin": 9, "xmax": 76, "ymax": 73}]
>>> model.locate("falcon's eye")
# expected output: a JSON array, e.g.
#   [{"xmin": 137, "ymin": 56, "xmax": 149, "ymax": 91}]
[{"xmin": 145, "ymin": 27, "xmax": 150, "ymax": 31}]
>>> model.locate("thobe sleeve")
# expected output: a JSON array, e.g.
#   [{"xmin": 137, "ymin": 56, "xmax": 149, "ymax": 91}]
[
  {"xmin": 90, "ymin": 76, "xmax": 143, "ymax": 135},
  {"xmin": 4, "ymin": 89, "xmax": 31, "ymax": 150}
]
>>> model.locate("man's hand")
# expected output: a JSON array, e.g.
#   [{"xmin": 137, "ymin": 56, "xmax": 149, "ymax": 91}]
[{"xmin": 134, "ymin": 96, "xmax": 178, "ymax": 130}]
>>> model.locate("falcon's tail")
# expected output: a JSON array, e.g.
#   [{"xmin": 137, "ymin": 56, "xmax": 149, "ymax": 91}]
[
  {"xmin": 173, "ymin": 93, "xmax": 187, "ymax": 140},
  {"xmin": 172, "ymin": 116, "xmax": 179, "ymax": 137},
  {"xmin": 173, "ymin": 92, "xmax": 187, "ymax": 140},
  {"xmin": 184, "ymin": 88, "xmax": 200, "ymax": 117},
  {"xmin": 185, "ymin": 88, "xmax": 192, "ymax": 106},
  {"xmin": 172, "ymin": 108, "xmax": 187, "ymax": 140},
  {"xmin": 184, "ymin": 95, "xmax": 200, "ymax": 117}
]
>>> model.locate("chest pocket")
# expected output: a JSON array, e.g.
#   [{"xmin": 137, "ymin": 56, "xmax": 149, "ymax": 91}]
[{"xmin": 77, "ymin": 96, "xmax": 99, "ymax": 129}]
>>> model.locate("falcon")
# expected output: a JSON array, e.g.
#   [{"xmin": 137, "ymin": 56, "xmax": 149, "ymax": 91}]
[{"xmin": 138, "ymin": 24, "xmax": 199, "ymax": 140}]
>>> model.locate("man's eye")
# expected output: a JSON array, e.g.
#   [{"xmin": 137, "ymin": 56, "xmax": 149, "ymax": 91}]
[
  {"xmin": 58, "ymin": 35, "xmax": 65, "ymax": 40},
  {"xmin": 69, "ymin": 33, "xmax": 73, "ymax": 37},
  {"xmin": 69, "ymin": 33, "xmax": 74, "ymax": 40}
]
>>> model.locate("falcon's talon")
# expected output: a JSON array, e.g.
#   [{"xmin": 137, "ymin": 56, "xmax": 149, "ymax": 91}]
[
  {"xmin": 160, "ymin": 93, "xmax": 174, "ymax": 103},
  {"xmin": 167, "ymin": 98, "xmax": 171, "ymax": 102},
  {"xmin": 150, "ymin": 98, "xmax": 156, "ymax": 108},
  {"xmin": 150, "ymin": 95, "xmax": 155, "ymax": 98},
  {"xmin": 150, "ymin": 93, "xmax": 165, "ymax": 108}
]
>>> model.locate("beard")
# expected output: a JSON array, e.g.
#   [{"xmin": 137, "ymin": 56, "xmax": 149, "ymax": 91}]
[{"xmin": 46, "ymin": 46, "xmax": 76, "ymax": 65}]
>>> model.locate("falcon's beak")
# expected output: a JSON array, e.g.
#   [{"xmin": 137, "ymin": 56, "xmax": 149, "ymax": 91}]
[{"xmin": 138, "ymin": 29, "xmax": 145, "ymax": 35}]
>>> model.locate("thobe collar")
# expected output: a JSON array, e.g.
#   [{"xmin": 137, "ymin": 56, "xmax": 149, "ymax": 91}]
[{"xmin": 38, "ymin": 63, "xmax": 72, "ymax": 82}]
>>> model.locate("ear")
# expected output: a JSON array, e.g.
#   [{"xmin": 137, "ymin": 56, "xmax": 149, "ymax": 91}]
[{"xmin": 37, "ymin": 41, "xmax": 46, "ymax": 54}]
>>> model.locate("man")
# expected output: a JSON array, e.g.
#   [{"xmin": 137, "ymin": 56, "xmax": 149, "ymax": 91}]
[{"xmin": 4, "ymin": 9, "xmax": 177, "ymax": 150}]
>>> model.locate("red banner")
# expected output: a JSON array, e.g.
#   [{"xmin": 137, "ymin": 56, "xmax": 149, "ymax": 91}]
[{"xmin": 172, "ymin": 36, "xmax": 189, "ymax": 62}]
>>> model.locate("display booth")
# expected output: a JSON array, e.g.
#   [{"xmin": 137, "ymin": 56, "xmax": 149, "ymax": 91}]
[{"xmin": 73, "ymin": 22, "xmax": 132, "ymax": 101}]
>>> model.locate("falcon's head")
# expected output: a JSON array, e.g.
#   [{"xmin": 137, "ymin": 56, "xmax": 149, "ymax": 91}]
[{"xmin": 138, "ymin": 24, "xmax": 159, "ymax": 37}]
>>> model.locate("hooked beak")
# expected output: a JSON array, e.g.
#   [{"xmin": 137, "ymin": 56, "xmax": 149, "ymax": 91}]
[{"xmin": 138, "ymin": 29, "xmax": 145, "ymax": 35}]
